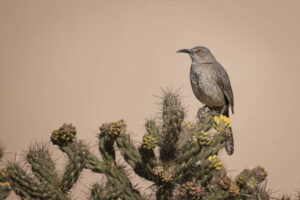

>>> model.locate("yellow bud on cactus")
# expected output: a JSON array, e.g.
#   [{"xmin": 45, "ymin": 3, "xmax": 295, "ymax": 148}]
[
  {"xmin": 247, "ymin": 176, "xmax": 259, "ymax": 190},
  {"xmin": 229, "ymin": 183, "xmax": 239, "ymax": 197},
  {"xmin": 207, "ymin": 155, "xmax": 223, "ymax": 170},
  {"xmin": 142, "ymin": 134, "xmax": 157, "ymax": 150},
  {"xmin": 184, "ymin": 122, "xmax": 195, "ymax": 130},
  {"xmin": 153, "ymin": 166, "xmax": 175, "ymax": 183},
  {"xmin": 0, "ymin": 168, "xmax": 9, "ymax": 182},
  {"xmin": 51, "ymin": 123, "xmax": 77, "ymax": 146},
  {"xmin": 198, "ymin": 131, "xmax": 211, "ymax": 146},
  {"xmin": 179, "ymin": 179, "xmax": 203, "ymax": 199},
  {"xmin": 99, "ymin": 120, "xmax": 126, "ymax": 137},
  {"xmin": 213, "ymin": 114, "xmax": 231, "ymax": 133}
]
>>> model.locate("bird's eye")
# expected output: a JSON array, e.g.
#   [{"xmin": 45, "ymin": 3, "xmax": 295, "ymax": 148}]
[{"xmin": 197, "ymin": 50, "xmax": 203, "ymax": 55}]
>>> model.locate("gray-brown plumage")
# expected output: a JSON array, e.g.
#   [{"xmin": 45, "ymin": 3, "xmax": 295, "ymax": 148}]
[{"xmin": 177, "ymin": 46, "xmax": 234, "ymax": 155}]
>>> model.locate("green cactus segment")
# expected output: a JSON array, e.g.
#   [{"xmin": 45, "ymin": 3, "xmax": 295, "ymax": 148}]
[
  {"xmin": 106, "ymin": 165, "xmax": 141, "ymax": 200},
  {"xmin": 99, "ymin": 134, "xmax": 116, "ymax": 163},
  {"xmin": 176, "ymin": 141, "xmax": 201, "ymax": 180},
  {"xmin": 116, "ymin": 134, "xmax": 157, "ymax": 182},
  {"xmin": 0, "ymin": 166, "xmax": 10, "ymax": 200},
  {"xmin": 0, "ymin": 145, "xmax": 9, "ymax": 200},
  {"xmin": 7, "ymin": 164, "xmax": 60, "ymax": 199},
  {"xmin": 26, "ymin": 146, "xmax": 59, "ymax": 185},
  {"xmin": 160, "ymin": 92, "xmax": 184, "ymax": 161},
  {"xmin": 235, "ymin": 166, "xmax": 268, "ymax": 191},
  {"xmin": 60, "ymin": 142, "xmax": 89, "ymax": 192},
  {"xmin": 138, "ymin": 145, "xmax": 157, "ymax": 170},
  {"xmin": 198, "ymin": 133, "xmax": 226, "ymax": 160},
  {"xmin": 115, "ymin": 134, "xmax": 142, "ymax": 168},
  {"xmin": 98, "ymin": 120, "xmax": 126, "ymax": 163},
  {"xmin": 90, "ymin": 183, "xmax": 122, "ymax": 200},
  {"xmin": 0, "ymin": 182, "xmax": 11, "ymax": 200},
  {"xmin": 176, "ymin": 133, "xmax": 225, "ymax": 183},
  {"xmin": 140, "ymin": 121, "xmax": 159, "ymax": 169},
  {"xmin": 196, "ymin": 109, "xmax": 215, "ymax": 132},
  {"xmin": 51, "ymin": 123, "xmax": 76, "ymax": 147},
  {"xmin": 145, "ymin": 120, "xmax": 161, "ymax": 143},
  {"xmin": 156, "ymin": 183, "xmax": 175, "ymax": 200},
  {"xmin": 90, "ymin": 183, "xmax": 103, "ymax": 200},
  {"xmin": 93, "ymin": 120, "xmax": 142, "ymax": 200},
  {"xmin": 139, "ymin": 134, "xmax": 158, "ymax": 169},
  {"xmin": 85, "ymin": 154, "xmax": 107, "ymax": 173}
]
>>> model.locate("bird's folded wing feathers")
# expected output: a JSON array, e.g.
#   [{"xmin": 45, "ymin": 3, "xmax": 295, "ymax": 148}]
[{"xmin": 215, "ymin": 63, "xmax": 234, "ymax": 114}]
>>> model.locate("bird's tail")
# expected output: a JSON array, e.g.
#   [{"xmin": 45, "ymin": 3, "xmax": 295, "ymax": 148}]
[
  {"xmin": 225, "ymin": 129, "xmax": 234, "ymax": 155},
  {"xmin": 223, "ymin": 106, "xmax": 234, "ymax": 155}
]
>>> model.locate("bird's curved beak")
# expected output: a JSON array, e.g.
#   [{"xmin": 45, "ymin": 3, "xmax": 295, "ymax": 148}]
[{"xmin": 176, "ymin": 49, "xmax": 191, "ymax": 54}]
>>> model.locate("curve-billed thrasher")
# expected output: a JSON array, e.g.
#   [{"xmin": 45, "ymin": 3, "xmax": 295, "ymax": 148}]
[{"xmin": 177, "ymin": 46, "xmax": 234, "ymax": 155}]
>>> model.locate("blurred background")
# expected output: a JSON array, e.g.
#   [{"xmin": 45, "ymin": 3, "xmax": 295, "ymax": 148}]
[{"xmin": 0, "ymin": 0, "xmax": 300, "ymax": 199}]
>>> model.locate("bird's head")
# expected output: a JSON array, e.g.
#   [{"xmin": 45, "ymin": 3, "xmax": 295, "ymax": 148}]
[{"xmin": 177, "ymin": 46, "xmax": 216, "ymax": 63}]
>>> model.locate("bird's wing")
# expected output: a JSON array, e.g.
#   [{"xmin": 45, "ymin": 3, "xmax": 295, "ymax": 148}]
[{"xmin": 214, "ymin": 63, "xmax": 234, "ymax": 114}]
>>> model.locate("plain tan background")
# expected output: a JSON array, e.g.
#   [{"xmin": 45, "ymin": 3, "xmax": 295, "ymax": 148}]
[{"xmin": 0, "ymin": 0, "xmax": 300, "ymax": 199}]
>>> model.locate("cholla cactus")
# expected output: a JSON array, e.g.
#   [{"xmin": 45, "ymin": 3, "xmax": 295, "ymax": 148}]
[{"xmin": 0, "ymin": 90, "xmax": 294, "ymax": 200}]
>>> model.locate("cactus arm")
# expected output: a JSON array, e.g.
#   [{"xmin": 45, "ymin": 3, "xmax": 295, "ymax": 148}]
[
  {"xmin": 0, "ymin": 183, "xmax": 11, "ymax": 200},
  {"xmin": 90, "ymin": 183, "xmax": 122, "ymax": 200},
  {"xmin": 156, "ymin": 183, "xmax": 175, "ymax": 200},
  {"xmin": 85, "ymin": 154, "xmax": 107, "ymax": 173},
  {"xmin": 138, "ymin": 147, "xmax": 160, "ymax": 183},
  {"xmin": 8, "ymin": 164, "xmax": 61, "ymax": 199},
  {"xmin": 60, "ymin": 142, "xmax": 89, "ymax": 192},
  {"xmin": 106, "ymin": 165, "xmax": 141, "ymax": 200},
  {"xmin": 176, "ymin": 141, "xmax": 201, "ymax": 182},
  {"xmin": 116, "ymin": 134, "xmax": 141, "ymax": 168},
  {"xmin": 0, "ymin": 146, "xmax": 11, "ymax": 200},
  {"xmin": 98, "ymin": 134, "xmax": 116, "ymax": 163},
  {"xmin": 116, "ymin": 134, "xmax": 158, "ymax": 182},
  {"xmin": 145, "ymin": 120, "xmax": 161, "ymax": 144},
  {"xmin": 159, "ymin": 93, "xmax": 184, "ymax": 161},
  {"xmin": 26, "ymin": 147, "xmax": 59, "ymax": 185}
]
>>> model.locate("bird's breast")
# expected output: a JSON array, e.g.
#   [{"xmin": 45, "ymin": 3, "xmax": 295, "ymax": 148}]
[{"xmin": 190, "ymin": 65, "xmax": 225, "ymax": 107}]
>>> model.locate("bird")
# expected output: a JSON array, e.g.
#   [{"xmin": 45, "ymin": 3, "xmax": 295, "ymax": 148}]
[{"xmin": 177, "ymin": 46, "xmax": 234, "ymax": 155}]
